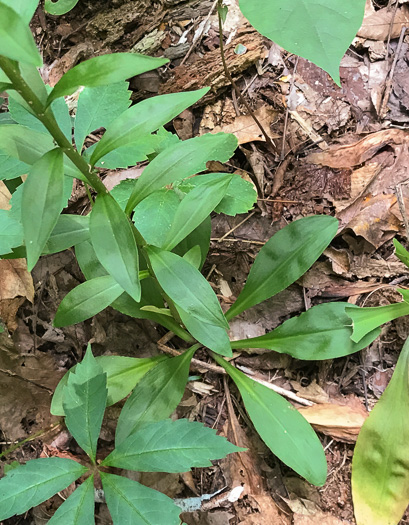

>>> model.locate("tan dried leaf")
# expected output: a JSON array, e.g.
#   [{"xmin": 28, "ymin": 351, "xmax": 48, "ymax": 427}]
[
  {"xmin": 0, "ymin": 259, "xmax": 34, "ymax": 331},
  {"xmin": 298, "ymin": 402, "xmax": 368, "ymax": 443}
]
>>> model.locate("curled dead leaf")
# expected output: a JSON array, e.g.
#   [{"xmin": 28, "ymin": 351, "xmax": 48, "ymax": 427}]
[
  {"xmin": 0, "ymin": 259, "xmax": 34, "ymax": 331},
  {"xmin": 298, "ymin": 402, "xmax": 368, "ymax": 443}
]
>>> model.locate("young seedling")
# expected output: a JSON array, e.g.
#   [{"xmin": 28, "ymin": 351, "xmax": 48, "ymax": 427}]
[{"xmin": 0, "ymin": 346, "xmax": 242, "ymax": 524}]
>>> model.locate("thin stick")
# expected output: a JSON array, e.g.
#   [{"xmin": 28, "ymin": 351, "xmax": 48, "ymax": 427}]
[
  {"xmin": 158, "ymin": 344, "xmax": 314, "ymax": 405},
  {"xmin": 217, "ymin": 211, "xmax": 256, "ymax": 242},
  {"xmin": 181, "ymin": 0, "xmax": 218, "ymax": 66},
  {"xmin": 217, "ymin": 0, "xmax": 276, "ymax": 151}
]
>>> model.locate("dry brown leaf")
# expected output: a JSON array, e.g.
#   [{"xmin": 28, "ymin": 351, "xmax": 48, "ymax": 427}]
[
  {"xmin": 209, "ymin": 105, "xmax": 279, "ymax": 144},
  {"xmin": 293, "ymin": 512, "xmax": 352, "ymax": 525},
  {"xmin": 0, "ymin": 259, "xmax": 34, "ymax": 331},
  {"xmin": 0, "ymin": 181, "xmax": 11, "ymax": 210},
  {"xmin": 358, "ymin": 3, "xmax": 409, "ymax": 41},
  {"xmin": 307, "ymin": 129, "xmax": 408, "ymax": 169},
  {"xmin": 298, "ymin": 402, "xmax": 368, "ymax": 443},
  {"xmin": 0, "ymin": 333, "xmax": 62, "ymax": 441}
]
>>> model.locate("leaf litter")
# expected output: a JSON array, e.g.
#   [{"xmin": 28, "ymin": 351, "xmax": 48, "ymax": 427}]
[{"xmin": 3, "ymin": 0, "xmax": 409, "ymax": 523}]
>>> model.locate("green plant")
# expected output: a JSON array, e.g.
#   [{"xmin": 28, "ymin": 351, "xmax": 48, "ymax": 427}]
[
  {"xmin": 0, "ymin": 346, "xmax": 242, "ymax": 523},
  {"xmin": 0, "ymin": 1, "xmax": 396, "ymax": 512},
  {"xmin": 0, "ymin": 0, "xmax": 383, "ymax": 494}
]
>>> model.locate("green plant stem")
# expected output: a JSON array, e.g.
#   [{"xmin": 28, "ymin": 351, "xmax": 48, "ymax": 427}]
[
  {"xmin": 216, "ymin": 1, "xmax": 275, "ymax": 152},
  {"xmin": 0, "ymin": 422, "xmax": 62, "ymax": 460},
  {"xmin": 0, "ymin": 56, "xmax": 107, "ymax": 194}
]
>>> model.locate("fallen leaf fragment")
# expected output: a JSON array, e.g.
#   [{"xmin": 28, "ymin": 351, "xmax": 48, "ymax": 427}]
[
  {"xmin": 0, "ymin": 259, "xmax": 34, "ymax": 331},
  {"xmin": 358, "ymin": 3, "xmax": 409, "ymax": 41},
  {"xmin": 209, "ymin": 105, "xmax": 279, "ymax": 145},
  {"xmin": 298, "ymin": 402, "xmax": 368, "ymax": 443}
]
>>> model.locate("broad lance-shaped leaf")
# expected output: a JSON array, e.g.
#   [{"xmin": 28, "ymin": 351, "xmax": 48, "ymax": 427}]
[
  {"xmin": 103, "ymin": 419, "xmax": 243, "ymax": 472},
  {"xmin": 45, "ymin": 0, "xmax": 79, "ymax": 15},
  {"xmin": 231, "ymin": 302, "xmax": 381, "ymax": 359},
  {"xmin": 125, "ymin": 133, "xmax": 238, "ymax": 214},
  {"xmin": 51, "ymin": 354, "xmax": 165, "ymax": 416},
  {"xmin": 146, "ymin": 246, "xmax": 231, "ymax": 355},
  {"xmin": 226, "ymin": 215, "xmax": 338, "ymax": 320},
  {"xmin": 91, "ymin": 88, "xmax": 209, "ymax": 166},
  {"xmin": 0, "ymin": 3, "xmax": 42, "ymax": 66},
  {"xmin": 146, "ymin": 246, "xmax": 228, "ymax": 329},
  {"xmin": 0, "ymin": 458, "xmax": 87, "ymax": 520},
  {"xmin": 213, "ymin": 354, "xmax": 327, "ymax": 486},
  {"xmin": 48, "ymin": 475, "xmax": 94, "ymax": 525},
  {"xmin": 239, "ymin": 0, "xmax": 365, "ymax": 84},
  {"xmin": 47, "ymin": 53, "xmax": 168, "ymax": 105},
  {"xmin": 163, "ymin": 174, "xmax": 233, "ymax": 250},
  {"xmin": 0, "ymin": 125, "xmax": 84, "ymax": 180},
  {"xmin": 394, "ymin": 238, "xmax": 409, "ymax": 268},
  {"xmin": 63, "ymin": 346, "xmax": 107, "ymax": 462},
  {"xmin": 1, "ymin": 0, "xmax": 39, "ymax": 24},
  {"xmin": 90, "ymin": 193, "xmax": 141, "ymax": 302},
  {"xmin": 74, "ymin": 82, "xmax": 131, "ymax": 151},
  {"xmin": 54, "ymin": 275, "xmax": 124, "ymax": 327},
  {"xmin": 43, "ymin": 214, "xmax": 90, "ymax": 255},
  {"xmin": 22, "ymin": 148, "xmax": 64, "ymax": 271},
  {"xmin": 116, "ymin": 346, "xmax": 198, "ymax": 446},
  {"xmin": 352, "ymin": 336, "xmax": 409, "ymax": 525},
  {"xmin": 346, "ymin": 289, "xmax": 409, "ymax": 343},
  {"xmin": 101, "ymin": 473, "xmax": 181, "ymax": 525}
]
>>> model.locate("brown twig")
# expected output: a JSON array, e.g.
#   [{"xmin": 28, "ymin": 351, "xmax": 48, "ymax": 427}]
[{"xmin": 217, "ymin": 0, "xmax": 276, "ymax": 152}]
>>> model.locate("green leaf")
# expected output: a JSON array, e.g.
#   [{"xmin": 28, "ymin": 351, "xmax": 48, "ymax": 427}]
[
  {"xmin": 91, "ymin": 88, "xmax": 209, "ymax": 166},
  {"xmin": 1, "ymin": 0, "xmax": 39, "ymax": 24},
  {"xmin": 173, "ymin": 216, "xmax": 211, "ymax": 268},
  {"xmin": 48, "ymin": 475, "xmax": 94, "ymax": 525},
  {"xmin": 352, "ymin": 336, "xmax": 409, "ymax": 525},
  {"xmin": 125, "ymin": 133, "xmax": 238, "ymax": 213},
  {"xmin": 74, "ymin": 82, "xmax": 131, "ymax": 151},
  {"xmin": 103, "ymin": 419, "xmax": 242, "ymax": 472},
  {"xmin": 177, "ymin": 173, "xmax": 257, "ymax": 216},
  {"xmin": 239, "ymin": 0, "xmax": 365, "ymax": 84},
  {"xmin": 45, "ymin": 0, "xmax": 79, "ymax": 15},
  {"xmin": 0, "ymin": 457, "xmax": 87, "ymax": 520},
  {"xmin": 163, "ymin": 174, "xmax": 233, "ymax": 250},
  {"xmin": 51, "ymin": 354, "xmax": 165, "ymax": 416},
  {"xmin": 182, "ymin": 245, "xmax": 202, "ymax": 268},
  {"xmin": 43, "ymin": 215, "xmax": 90, "ymax": 255},
  {"xmin": 146, "ymin": 245, "xmax": 229, "ymax": 328},
  {"xmin": 115, "ymin": 346, "xmax": 197, "ymax": 445},
  {"xmin": 132, "ymin": 189, "xmax": 180, "ymax": 247},
  {"xmin": 0, "ymin": 154, "xmax": 29, "ymax": 181},
  {"xmin": 9, "ymin": 96, "xmax": 72, "ymax": 141},
  {"xmin": 90, "ymin": 193, "xmax": 141, "ymax": 301},
  {"xmin": 346, "ymin": 289, "xmax": 409, "ymax": 343},
  {"xmin": 47, "ymin": 53, "xmax": 169, "ymax": 105},
  {"xmin": 226, "ymin": 215, "xmax": 338, "ymax": 320},
  {"xmin": 177, "ymin": 307, "xmax": 232, "ymax": 357},
  {"xmin": 54, "ymin": 275, "xmax": 124, "ymax": 327},
  {"xmin": 0, "ymin": 210, "xmax": 23, "ymax": 255},
  {"xmin": 0, "ymin": 3, "xmax": 42, "ymax": 65},
  {"xmin": 63, "ymin": 346, "xmax": 107, "ymax": 461},
  {"xmin": 231, "ymin": 302, "xmax": 381, "ymax": 359},
  {"xmin": 394, "ymin": 238, "xmax": 409, "ymax": 268},
  {"xmin": 22, "ymin": 148, "xmax": 64, "ymax": 270},
  {"xmin": 213, "ymin": 354, "xmax": 327, "ymax": 486},
  {"xmin": 101, "ymin": 472, "xmax": 181, "ymax": 525},
  {"xmin": 0, "ymin": 124, "xmax": 54, "ymax": 165}
]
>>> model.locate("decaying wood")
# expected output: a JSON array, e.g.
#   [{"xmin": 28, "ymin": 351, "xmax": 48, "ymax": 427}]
[{"xmin": 160, "ymin": 27, "xmax": 265, "ymax": 97}]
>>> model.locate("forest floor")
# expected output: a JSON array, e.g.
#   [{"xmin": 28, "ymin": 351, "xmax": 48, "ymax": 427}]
[{"xmin": 1, "ymin": 0, "xmax": 409, "ymax": 523}]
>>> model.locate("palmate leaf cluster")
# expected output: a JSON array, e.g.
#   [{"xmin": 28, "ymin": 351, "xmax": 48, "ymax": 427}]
[
  {"xmin": 0, "ymin": 347, "xmax": 242, "ymax": 524},
  {"xmin": 3, "ymin": 2, "xmax": 409, "ymax": 525}
]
